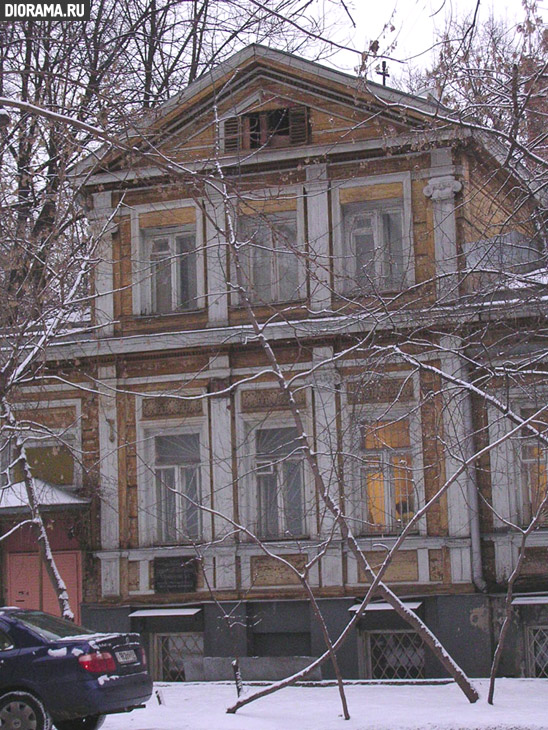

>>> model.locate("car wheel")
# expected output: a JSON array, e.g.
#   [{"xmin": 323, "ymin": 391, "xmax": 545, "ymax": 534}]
[
  {"xmin": 53, "ymin": 716, "xmax": 105, "ymax": 730},
  {"xmin": 0, "ymin": 691, "xmax": 52, "ymax": 730}
]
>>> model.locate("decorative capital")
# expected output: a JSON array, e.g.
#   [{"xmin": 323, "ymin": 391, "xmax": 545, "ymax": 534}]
[
  {"xmin": 423, "ymin": 176, "xmax": 462, "ymax": 201},
  {"xmin": 311, "ymin": 366, "xmax": 341, "ymax": 389}
]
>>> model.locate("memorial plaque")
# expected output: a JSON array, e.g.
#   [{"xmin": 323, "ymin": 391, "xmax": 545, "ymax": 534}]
[{"xmin": 153, "ymin": 557, "xmax": 197, "ymax": 593}]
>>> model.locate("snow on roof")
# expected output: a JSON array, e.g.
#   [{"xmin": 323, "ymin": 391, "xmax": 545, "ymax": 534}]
[{"xmin": 0, "ymin": 479, "xmax": 89, "ymax": 513}]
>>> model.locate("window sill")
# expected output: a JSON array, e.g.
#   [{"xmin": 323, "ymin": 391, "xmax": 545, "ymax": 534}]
[
  {"xmin": 255, "ymin": 535, "xmax": 310, "ymax": 543},
  {"xmin": 136, "ymin": 307, "xmax": 205, "ymax": 319},
  {"xmin": 152, "ymin": 539, "xmax": 203, "ymax": 547},
  {"xmin": 356, "ymin": 528, "xmax": 420, "ymax": 538},
  {"xmin": 341, "ymin": 286, "xmax": 406, "ymax": 298},
  {"xmin": 229, "ymin": 299, "xmax": 306, "ymax": 311}
]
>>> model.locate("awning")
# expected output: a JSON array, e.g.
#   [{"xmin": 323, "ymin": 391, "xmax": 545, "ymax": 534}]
[
  {"xmin": 0, "ymin": 479, "xmax": 89, "ymax": 514},
  {"xmin": 129, "ymin": 607, "xmax": 202, "ymax": 617},
  {"xmin": 349, "ymin": 601, "xmax": 422, "ymax": 612},
  {"xmin": 512, "ymin": 595, "xmax": 548, "ymax": 606}
]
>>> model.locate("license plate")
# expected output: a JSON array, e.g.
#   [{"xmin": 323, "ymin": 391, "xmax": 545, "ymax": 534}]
[{"xmin": 115, "ymin": 649, "xmax": 137, "ymax": 664}]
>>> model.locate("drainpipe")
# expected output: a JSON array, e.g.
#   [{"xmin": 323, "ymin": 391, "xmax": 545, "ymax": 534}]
[
  {"xmin": 442, "ymin": 334, "xmax": 487, "ymax": 593},
  {"xmin": 462, "ymin": 382, "xmax": 487, "ymax": 593}
]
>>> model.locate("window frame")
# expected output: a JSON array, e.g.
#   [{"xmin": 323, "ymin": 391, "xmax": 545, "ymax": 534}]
[
  {"xmin": 231, "ymin": 189, "xmax": 306, "ymax": 307},
  {"xmin": 138, "ymin": 417, "xmax": 210, "ymax": 548},
  {"xmin": 0, "ymin": 627, "xmax": 14, "ymax": 652},
  {"xmin": 237, "ymin": 393, "xmax": 312, "ymax": 542},
  {"xmin": 512, "ymin": 406, "xmax": 548, "ymax": 529},
  {"xmin": 141, "ymin": 224, "xmax": 199, "ymax": 315},
  {"xmin": 488, "ymin": 398, "xmax": 548, "ymax": 531},
  {"xmin": 518, "ymin": 434, "xmax": 548, "ymax": 528},
  {"xmin": 526, "ymin": 624, "xmax": 548, "ymax": 678},
  {"xmin": 221, "ymin": 105, "xmax": 309, "ymax": 153},
  {"xmin": 357, "ymin": 438, "xmax": 416, "ymax": 534},
  {"xmin": 0, "ymin": 401, "xmax": 82, "ymax": 491},
  {"xmin": 255, "ymin": 430, "xmax": 306, "ymax": 540},
  {"xmin": 360, "ymin": 629, "xmax": 425, "ymax": 679},
  {"xmin": 129, "ymin": 200, "xmax": 205, "ymax": 317},
  {"xmin": 342, "ymin": 376, "xmax": 425, "ymax": 538},
  {"xmin": 141, "ymin": 224, "xmax": 198, "ymax": 315},
  {"xmin": 331, "ymin": 173, "xmax": 415, "ymax": 295}
]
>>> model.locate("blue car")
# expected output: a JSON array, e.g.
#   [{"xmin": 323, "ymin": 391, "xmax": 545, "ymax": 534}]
[{"xmin": 0, "ymin": 607, "xmax": 153, "ymax": 730}]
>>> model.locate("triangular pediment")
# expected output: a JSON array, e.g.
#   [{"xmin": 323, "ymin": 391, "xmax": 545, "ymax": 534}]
[
  {"xmin": 151, "ymin": 48, "xmax": 435, "ymax": 156},
  {"xmin": 86, "ymin": 45, "xmax": 444, "ymax": 176}
]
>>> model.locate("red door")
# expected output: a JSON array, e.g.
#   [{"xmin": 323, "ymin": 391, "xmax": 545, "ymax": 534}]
[{"xmin": 7, "ymin": 551, "xmax": 82, "ymax": 623}]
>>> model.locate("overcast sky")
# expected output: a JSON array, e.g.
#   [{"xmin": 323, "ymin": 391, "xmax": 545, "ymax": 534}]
[{"xmin": 321, "ymin": 0, "xmax": 547, "ymax": 81}]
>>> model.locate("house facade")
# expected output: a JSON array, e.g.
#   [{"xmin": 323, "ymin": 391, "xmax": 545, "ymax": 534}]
[{"xmin": 4, "ymin": 45, "xmax": 547, "ymax": 682}]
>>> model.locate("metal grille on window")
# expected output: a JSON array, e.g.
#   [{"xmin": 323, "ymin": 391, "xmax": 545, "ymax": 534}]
[
  {"xmin": 528, "ymin": 626, "xmax": 548, "ymax": 677},
  {"xmin": 154, "ymin": 632, "xmax": 204, "ymax": 681},
  {"xmin": 368, "ymin": 631, "xmax": 425, "ymax": 679}
]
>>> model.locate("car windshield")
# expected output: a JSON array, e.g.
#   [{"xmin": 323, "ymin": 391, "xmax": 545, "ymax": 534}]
[{"xmin": 14, "ymin": 611, "xmax": 95, "ymax": 641}]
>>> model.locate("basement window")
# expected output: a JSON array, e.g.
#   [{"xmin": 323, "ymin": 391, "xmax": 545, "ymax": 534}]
[
  {"xmin": 224, "ymin": 106, "xmax": 308, "ymax": 152},
  {"xmin": 366, "ymin": 630, "xmax": 425, "ymax": 679}
]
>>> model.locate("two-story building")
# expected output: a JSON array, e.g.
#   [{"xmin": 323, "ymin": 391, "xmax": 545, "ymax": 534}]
[{"xmin": 3, "ymin": 44, "xmax": 547, "ymax": 683}]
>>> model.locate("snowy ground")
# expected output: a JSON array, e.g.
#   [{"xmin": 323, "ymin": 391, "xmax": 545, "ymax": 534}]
[{"xmin": 104, "ymin": 679, "xmax": 548, "ymax": 730}]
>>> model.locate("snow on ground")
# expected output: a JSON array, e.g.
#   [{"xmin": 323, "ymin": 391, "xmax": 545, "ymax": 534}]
[{"xmin": 105, "ymin": 679, "xmax": 548, "ymax": 730}]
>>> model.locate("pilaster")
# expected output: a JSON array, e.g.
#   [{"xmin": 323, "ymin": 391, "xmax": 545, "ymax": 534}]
[
  {"xmin": 423, "ymin": 149, "xmax": 462, "ymax": 301},
  {"xmin": 305, "ymin": 164, "xmax": 331, "ymax": 312}
]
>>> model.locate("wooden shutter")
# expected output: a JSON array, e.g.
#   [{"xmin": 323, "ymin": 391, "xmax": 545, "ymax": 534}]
[
  {"xmin": 224, "ymin": 117, "xmax": 240, "ymax": 152},
  {"xmin": 289, "ymin": 106, "xmax": 308, "ymax": 145}
]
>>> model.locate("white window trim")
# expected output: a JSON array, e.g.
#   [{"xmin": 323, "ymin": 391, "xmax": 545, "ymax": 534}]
[
  {"xmin": 129, "ymin": 200, "xmax": 205, "ymax": 316},
  {"xmin": 235, "ymin": 386, "xmax": 312, "ymax": 542},
  {"xmin": 141, "ymin": 225, "xmax": 198, "ymax": 315},
  {"xmin": 137, "ymin": 412, "xmax": 210, "ymax": 548},
  {"xmin": 489, "ymin": 396, "xmax": 548, "ymax": 530},
  {"xmin": 229, "ymin": 187, "xmax": 306, "ymax": 306},
  {"xmin": 331, "ymin": 172, "xmax": 415, "ymax": 293},
  {"xmin": 341, "ymin": 374, "xmax": 426, "ymax": 537}
]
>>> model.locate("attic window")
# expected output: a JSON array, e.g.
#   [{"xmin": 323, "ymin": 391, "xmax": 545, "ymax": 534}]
[{"xmin": 224, "ymin": 106, "xmax": 308, "ymax": 152}]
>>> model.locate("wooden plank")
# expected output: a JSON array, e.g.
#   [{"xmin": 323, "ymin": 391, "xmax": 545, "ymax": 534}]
[
  {"xmin": 139, "ymin": 207, "xmax": 196, "ymax": 229},
  {"xmin": 239, "ymin": 197, "xmax": 297, "ymax": 215},
  {"xmin": 358, "ymin": 550, "xmax": 419, "ymax": 583},
  {"xmin": 339, "ymin": 182, "xmax": 403, "ymax": 204},
  {"xmin": 250, "ymin": 554, "xmax": 307, "ymax": 586}
]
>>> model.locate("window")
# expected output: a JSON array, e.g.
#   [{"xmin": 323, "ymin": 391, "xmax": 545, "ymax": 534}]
[
  {"xmin": 349, "ymin": 419, "xmax": 417, "ymax": 535},
  {"xmin": 144, "ymin": 227, "xmax": 197, "ymax": 314},
  {"xmin": 1, "ymin": 438, "xmax": 76, "ymax": 488},
  {"xmin": 255, "ymin": 427, "xmax": 304, "ymax": 539},
  {"xmin": 366, "ymin": 631, "xmax": 425, "ymax": 679},
  {"xmin": 0, "ymin": 629, "xmax": 14, "ymax": 651},
  {"xmin": 154, "ymin": 434, "xmax": 202, "ymax": 544},
  {"xmin": 527, "ymin": 626, "xmax": 548, "ymax": 678},
  {"xmin": 519, "ymin": 410, "xmax": 548, "ymax": 527},
  {"xmin": 153, "ymin": 632, "xmax": 204, "ymax": 681},
  {"xmin": 224, "ymin": 106, "xmax": 308, "ymax": 152},
  {"xmin": 238, "ymin": 211, "xmax": 301, "ymax": 303},
  {"xmin": 342, "ymin": 201, "xmax": 405, "ymax": 292}
]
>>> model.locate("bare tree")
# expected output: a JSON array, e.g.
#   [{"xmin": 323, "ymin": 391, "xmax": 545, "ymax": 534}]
[{"xmin": 1, "ymin": 1, "xmax": 547, "ymax": 721}]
